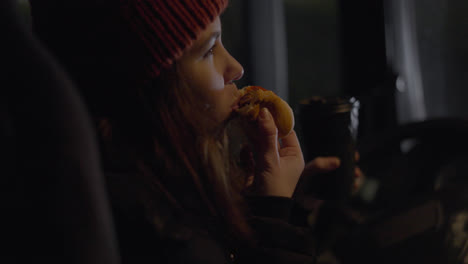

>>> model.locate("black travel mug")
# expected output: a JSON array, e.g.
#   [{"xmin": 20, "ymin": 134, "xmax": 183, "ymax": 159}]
[{"xmin": 297, "ymin": 96, "xmax": 359, "ymax": 202}]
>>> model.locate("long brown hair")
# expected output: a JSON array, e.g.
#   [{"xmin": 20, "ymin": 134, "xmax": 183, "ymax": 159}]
[
  {"xmin": 99, "ymin": 63, "xmax": 253, "ymax": 243},
  {"xmin": 31, "ymin": 3, "xmax": 252, "ymax": 242}
]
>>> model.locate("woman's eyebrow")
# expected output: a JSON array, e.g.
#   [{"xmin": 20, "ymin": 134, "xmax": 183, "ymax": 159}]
[{"xmin": 193, "ymin": 31, "xmax": 221, "ymax": 53}]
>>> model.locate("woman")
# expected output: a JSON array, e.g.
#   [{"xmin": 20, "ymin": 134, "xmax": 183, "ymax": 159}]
[{"xmin": 30, "ymin": 0, "xmax": 353, "ymax": 262}]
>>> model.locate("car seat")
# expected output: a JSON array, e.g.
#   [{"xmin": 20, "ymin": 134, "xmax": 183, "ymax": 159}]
[{"xmin": 0, "ymin": 0, "xmax": 120, "ymax": 262}]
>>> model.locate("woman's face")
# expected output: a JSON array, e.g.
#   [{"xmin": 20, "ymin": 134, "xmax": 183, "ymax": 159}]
[{"xmin": 177, "ymin": 17, "xmax": 244, "ymax": 127}]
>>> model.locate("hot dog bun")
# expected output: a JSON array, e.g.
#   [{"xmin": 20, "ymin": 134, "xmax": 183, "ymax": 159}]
[{"xmin": 236, "ymin": 86, "xmax": 294, "ymax": 138}]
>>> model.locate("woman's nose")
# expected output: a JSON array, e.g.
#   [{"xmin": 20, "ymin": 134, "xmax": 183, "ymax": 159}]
[
  {"xmin": 224, "ymin": 51, "xmax": 244, "ymax": 84},
  {"xmin": 232, "ymin": 67, "xmax": 244, "ymax": 82}
]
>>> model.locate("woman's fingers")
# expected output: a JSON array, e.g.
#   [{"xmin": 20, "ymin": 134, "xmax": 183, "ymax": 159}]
[
  {"xmin": 300, "ymin": 153, "xmax": 365, "ymax": 196},
  {"xmin": 352, "ymin": 167, "xmax": 365, "ymax": 194},
  {"xmin": 244, "ymin": 108, "xmax": 305, "ymax": 197},
  {"xmin": 256, "ymin": 108, "xmax": 280, "ymax": 165},
  {"xmin": 278, "ymin": 130, "xmax": 303, "ymax": 159},
  {"xmin": 303, "ymin": 157, "xmax": 341, "ymax": 176},
  {"xmin": 354, "ymin": 166, "xmax": 363, "ymax": 178}
]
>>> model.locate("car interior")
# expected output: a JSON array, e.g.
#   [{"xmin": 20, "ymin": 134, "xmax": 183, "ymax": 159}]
[{"xmin": 3, "ymin": 0, "xmax": 468, "ymax": 263}]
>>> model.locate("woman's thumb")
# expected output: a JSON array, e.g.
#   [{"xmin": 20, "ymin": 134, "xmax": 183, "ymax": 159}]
[{"xmin": 257, "ymin": 108, "xmax": 279, "ymax": 155}]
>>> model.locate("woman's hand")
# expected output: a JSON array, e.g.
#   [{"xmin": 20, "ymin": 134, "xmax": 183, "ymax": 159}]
[
  {"xmin": 302, "ymin": 156, "xmax": 341, "ymax": 176},
  {"xmin": 302, "ymin": 152, "xmax": 365, "ymax": 195},
  {"xmin": 351, "ymin": 152, "xmax": 365, "ymax": 195},
  {"xmin": 245, "ymin": 108, "xmax": 305, "ymax": 198}
]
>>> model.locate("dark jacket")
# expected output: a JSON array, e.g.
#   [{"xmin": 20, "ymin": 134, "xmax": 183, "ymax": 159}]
[{"xmin": 111, "ymin": 191, "xmax": 318, "ymax": 264}]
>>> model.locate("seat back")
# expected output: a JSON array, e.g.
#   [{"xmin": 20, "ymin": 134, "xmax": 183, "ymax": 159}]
[{"xmin": 1, "ymin": 0, "xmax": 119, "ymax": 262}]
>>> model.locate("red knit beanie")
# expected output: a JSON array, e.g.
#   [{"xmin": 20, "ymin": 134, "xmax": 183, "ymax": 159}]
[{"xmin": 120, "ymin": 0, "xmax": 229, "ymax": 79}]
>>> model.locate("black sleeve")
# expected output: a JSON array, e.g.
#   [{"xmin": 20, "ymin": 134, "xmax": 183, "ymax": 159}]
[
  {"xmin": 245, "ymin": 195, "xmax": 315, "ymax": 226},
  {"xmin": 243, "ymin": 196, "xmax": 318, "ymax": 264},
  {"xmin": 245, "ymin": 195, "xmax": 294, "ymax": 221}
]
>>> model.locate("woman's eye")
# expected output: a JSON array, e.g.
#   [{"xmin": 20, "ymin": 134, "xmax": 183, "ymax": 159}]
[{"xmin": 204, "ymin": 45, "xmax": 216, "ymax": 58}]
